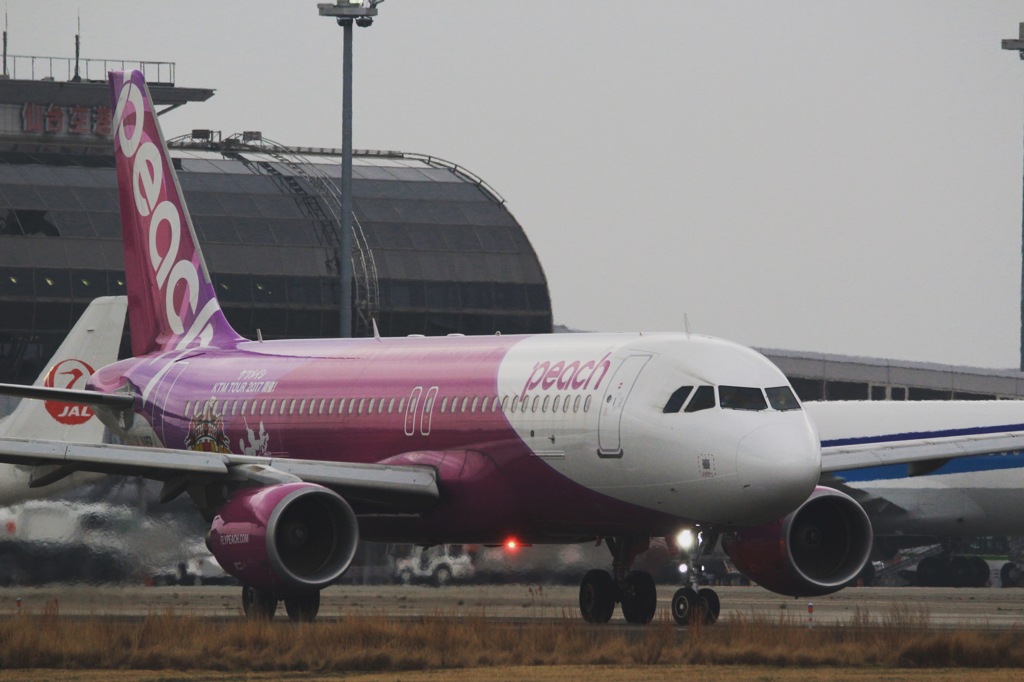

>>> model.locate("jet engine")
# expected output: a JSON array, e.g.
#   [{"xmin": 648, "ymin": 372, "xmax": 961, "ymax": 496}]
[
  {"xmin": 722, "ymin": 486, "xmax": 872, "ymax": 597},
  {"xmin": 206, "ymin": 481, "xmax": 359, "ymax": 591}
]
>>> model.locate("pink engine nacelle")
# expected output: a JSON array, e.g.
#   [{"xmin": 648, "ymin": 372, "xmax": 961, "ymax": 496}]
[
  {"xmin": 722, "ymin": 486, "xmax": 873, "ymax": 597},
  {"xmin": 207, "ymin": 481, "xmax": 359, "ymax": 592}
]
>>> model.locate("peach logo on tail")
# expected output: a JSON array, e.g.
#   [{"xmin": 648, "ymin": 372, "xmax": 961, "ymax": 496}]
[{"xmin": 43, "ymin": 359, "xmax": 95, "ymax": 425}]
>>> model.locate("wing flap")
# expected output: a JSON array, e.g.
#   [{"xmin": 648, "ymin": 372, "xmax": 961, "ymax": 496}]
[
  {"xmin": 0, "ymin": 437, "xmax": 228, "ymax": 477},
  {"xmin": 261, "ymin": 458, "xmax": 438, "ymax": 511}
]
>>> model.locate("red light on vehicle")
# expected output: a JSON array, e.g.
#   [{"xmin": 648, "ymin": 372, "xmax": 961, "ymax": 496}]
[{"xmin": 504, "ymin": 537, "xmax": 519, "ymax": 552}]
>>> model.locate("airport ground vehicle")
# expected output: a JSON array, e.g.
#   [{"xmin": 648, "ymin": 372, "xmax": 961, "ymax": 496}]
[{"xmin": 394, "ymin": 545, "xmax": 475, "ymax": 586}]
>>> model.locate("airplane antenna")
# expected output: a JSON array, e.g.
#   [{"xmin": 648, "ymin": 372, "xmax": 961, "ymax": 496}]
[
  {"xmin": 684, "ymin": 314, "xmax": 692, "ymax": 338},
  {"xmin": 372, "ymin": 318, "xmax": 381, "ymax": 342},
  {"xmin": 256, "ymin": 328, "xmax": 264, "ymax": 343}
]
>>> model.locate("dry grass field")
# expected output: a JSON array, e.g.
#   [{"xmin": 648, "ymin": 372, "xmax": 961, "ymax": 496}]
[{"xmin": 0, "ymin": 601, "xmax": 1020, "ymax": 679}]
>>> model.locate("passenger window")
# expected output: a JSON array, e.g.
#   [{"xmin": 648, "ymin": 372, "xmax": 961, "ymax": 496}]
[
  {"xmin": 348, "ymin": 399, "xmax": 356, "ymax": 415},
  {"xmin": 563, "ymin": 396, "xmax": 571, "ymax": 413},
  {"xmin": 511, "ymin": 396, "xmax": 519, "ymax": 413},
  {"xmin": 663, "ymin": 386, "xmax": 693, "ymax": 414},
  {"xmin": 461, "ymin": 397, "xmax": 469, "ymax": 413},
  {"xmin": 398, "ymin": 398, "xmax": 406, "ymax": 412},
  {"xmin": 766, "ymin": 386, "xmax": 802, "ymax": 411},
  {"xmin": 329, "ymin": 398, "xmax": 336, "ymax": 414},
  {"xmin": 532, "ymin": 396, "xmax": 539, "ymax": 413},
  {"xmin": 319, "ymin": 398, "xmax": 326, "ymax": 415},
  {"xmin": 684, "ymin": 386, "xmax": 716, "ymax": 413},
  {"xmin": 338, "ymin": 398, "xmax": 346, "ymax": 414},
  {"xmin": 269, "ymin": 399, "xmax": 278, "ymax": 415},
  {"xmin": 367, "ymin": 398, "xmax": 375, "ymax": 413},
  {"xmin": 584, "ymin": 395, "xmax": 592, "ymax": 412},
  {"xmin": 501, "ymin": 396, "xmax": 509, "ymax": 411},
  {"xmin": 441, "ymin": 397, "xmax": 449, "ymax": 413},
  {"xmin": 184, "ymin": 401, "xmax": 191, "ymax": 417},
  {"xmin": 299, "ymin": 399, "xmax": 306, "ymax": 414},
  {"xmin": 388, "ymin": 397, "xmax": 395, "ymax": 413},
  {"xmin": 358, "ymin": 398, "xmax": 365, "ymax": 414},
  {"xmin": 573, "ymin": 395, "xmax": 581, "ymax": 413},
  {"xmin": 719, "ymin": 386, "xmax": 768, "ymax": 411},
  {"xmin": 552, "ymin": 395, "xmax": 560, "ymax": 413},
  {"xmin": 471, "ymin": 396, "xmax": 479, "ymax": 413},
  {"xmin": 378, "ymin": 399, "xmax": 385, "ymax": 414},
  {"xmin": 260, "ymin": 399, "xmax": 267, "ymax": 416},
  {"xmin": 542, "ymin": 396, "xmax": 550, "ymax": 413}
]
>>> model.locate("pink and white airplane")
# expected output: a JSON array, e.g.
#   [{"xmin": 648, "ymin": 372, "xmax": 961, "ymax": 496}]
[{"xmin": 0, "ymin": 70, "xmax": 1013, "ymax": 623}]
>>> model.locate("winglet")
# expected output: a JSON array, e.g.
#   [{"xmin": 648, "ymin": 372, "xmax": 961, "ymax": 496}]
[{"xmin": 109, "ymin": 70, "xmax": 243, "ymax": 356}]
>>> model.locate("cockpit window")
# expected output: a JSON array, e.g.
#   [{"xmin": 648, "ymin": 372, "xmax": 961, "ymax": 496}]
[
  {"xmin": 662, "ymin": 386, "xmax": 693, "ymax": 414},
  {"xmin": 719, "ymin": 386, "xmax": 768, "ymax": 411},
  {"xmin": 684, "ymin": 385, "xmax": 716, "ymax": 413},
  {"xmin": 766, "ymin": 386, "xmax": 801, "ymax": 411}
]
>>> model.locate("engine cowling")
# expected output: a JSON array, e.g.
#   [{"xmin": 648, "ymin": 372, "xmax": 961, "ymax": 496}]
[
  {"xmin": 722, "ymin": 486, "xmax": 872, "ymax": 597},
  {"xmin": 206, "ymin": 482, "xmax": 359, "ymax": 592}
]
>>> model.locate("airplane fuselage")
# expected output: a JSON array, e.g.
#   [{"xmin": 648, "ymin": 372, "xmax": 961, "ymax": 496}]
[{"xmin": 90, "ymin": 332, "xmax": 821, "ymax": 543}]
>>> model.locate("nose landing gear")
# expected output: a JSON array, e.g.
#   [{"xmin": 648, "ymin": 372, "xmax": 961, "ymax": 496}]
[{"xmin": 671, "ymin": 531, "xmax": 721, "ymax": 625}]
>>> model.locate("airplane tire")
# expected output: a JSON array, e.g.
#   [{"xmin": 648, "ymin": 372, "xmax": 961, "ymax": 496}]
[
  {"xmin": 671, "ymin": 587, "xmax": 699, "ymax": 625},
  {"xmin": 1001, "ymin": 562, "xmax": 1020, "ymax": 588},
  {"xmin": 284, "ymin": 591, "xmax": 321, "ymax": 622},
  {"xmin": 698, "ymin": 587, "xmax": 721, "ymax": 625},
  {"xmin": 620, "ymin": 571, "xmax": 657, "ymax": 625},
  {"xmin": 242, "ymin": 584, "xmax": 278, "ymax": 620},
  {"xmin": 579, "ymin": 569, "xmax": 615, "ymax": 623}
]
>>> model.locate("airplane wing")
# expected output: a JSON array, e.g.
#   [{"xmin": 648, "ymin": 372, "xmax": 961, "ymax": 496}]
[
  {"xmin": 806, "ymin": 401, "xmax": 1024, "ymax": 474},
  {"xmin": 0, "ymin": 436, "xmax": 439, "ymax": 513}
]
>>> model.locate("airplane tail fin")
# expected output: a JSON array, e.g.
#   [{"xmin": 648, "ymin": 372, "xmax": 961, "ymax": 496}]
[
  {"xmin": 0, "ymin": 296, "xmax": 127, "ymax": 441},
  {"xmin": 109, "ymin": 70, "xmax": 243, "ymax": 357}
]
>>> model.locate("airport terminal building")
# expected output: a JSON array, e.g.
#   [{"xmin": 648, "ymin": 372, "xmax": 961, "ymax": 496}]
[{"xmin": 2, "ymin": 59, "xmax": 1024, "ymax": 402}]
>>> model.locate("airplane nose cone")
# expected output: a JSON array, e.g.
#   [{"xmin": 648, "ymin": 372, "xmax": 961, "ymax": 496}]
[{"xmin": 735, "ymin": 422, "xmax": 820, "ymax": 524}]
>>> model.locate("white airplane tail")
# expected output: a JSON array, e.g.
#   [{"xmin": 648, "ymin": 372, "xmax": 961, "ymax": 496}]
[{"xmin": 0, "ymin": 296, "xmax": 127, "ymax": 442}]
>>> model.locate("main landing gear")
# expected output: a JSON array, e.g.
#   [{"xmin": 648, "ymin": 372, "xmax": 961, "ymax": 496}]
[
  {"xmin": 579, "ymin": 537, "xmax": 657, "ymax": 624},
  {"xmin": 577, "ymin": 535, "xmax": 721, "ymax": 626},
  {"xmin": 241, "ymin": 584, "xmax": 321, "ymax": 622}
]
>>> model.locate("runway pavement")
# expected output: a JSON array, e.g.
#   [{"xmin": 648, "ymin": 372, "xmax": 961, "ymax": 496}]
[{"xmin": 0, "ymin": 583, "xmax": 1022, "ymax": 628}]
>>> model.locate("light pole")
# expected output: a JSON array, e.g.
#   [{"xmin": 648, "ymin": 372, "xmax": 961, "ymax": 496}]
[
  {"xmin": 1002, "ymin": 23, "xmax": 1024, "ymax": 370},
  {"xmin": 318, "ymin": 0, "xmax": 380, "ymax": 337}
]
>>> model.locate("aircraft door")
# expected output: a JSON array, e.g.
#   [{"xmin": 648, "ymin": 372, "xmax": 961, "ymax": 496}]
[
  {"xmin": 150, "ymin": 361, "xmax": 189, "ymax": 447},
  {"xmin": 405, "ymin": 387, "xmax": 423, "ymax": 436},
  {"xmin": 420, "ymin": 386, "xmax": 439, "ymax": 436},
  {"xmin": 597, "ymin": 354, "xmax": 651, "ymax": 457}
]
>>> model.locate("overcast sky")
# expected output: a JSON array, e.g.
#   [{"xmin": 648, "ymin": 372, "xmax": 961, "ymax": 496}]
[{"xmin": 13, "ymin": 2, "xmax": 1024, "ymax": 369}]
